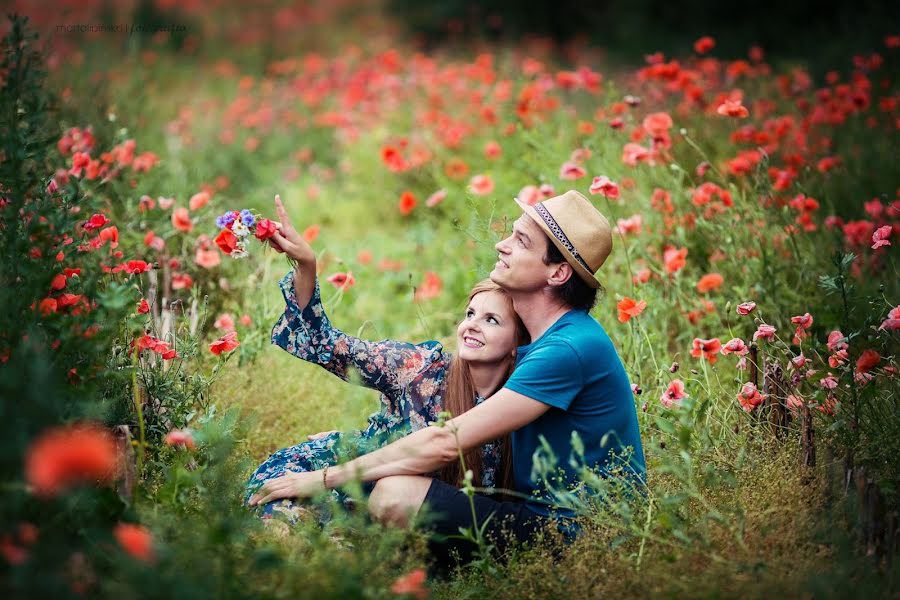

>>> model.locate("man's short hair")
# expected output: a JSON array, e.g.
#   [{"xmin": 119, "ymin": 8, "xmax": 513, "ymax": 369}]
[{"xmin": 541, "ymin": 233, "xmax": 600, "ymax": 311}]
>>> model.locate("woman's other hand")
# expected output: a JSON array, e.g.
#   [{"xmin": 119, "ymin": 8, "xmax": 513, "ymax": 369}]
[
  {"xmin": 268, "ymin": 194, "xmax": 315, "ymax": 266},
  {"xmin": 247, "ymin": 470, "xmax": 326, "ymax": 506}
]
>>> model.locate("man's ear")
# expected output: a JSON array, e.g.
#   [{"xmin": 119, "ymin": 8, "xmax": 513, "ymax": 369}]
[{"xmin": 547, "ymin": 261, "xmax": 574, "ymax": 288}]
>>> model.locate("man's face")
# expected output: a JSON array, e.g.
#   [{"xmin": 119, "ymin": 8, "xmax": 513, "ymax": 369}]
[{"xmin": 490, "ymin": 214, "xmax": 554, "ymax": 292}]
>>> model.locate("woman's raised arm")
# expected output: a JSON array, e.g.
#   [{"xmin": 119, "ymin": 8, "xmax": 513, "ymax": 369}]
[{"xmin": 266, "ymin": 194, "xmax": 316, "ymax": 310}]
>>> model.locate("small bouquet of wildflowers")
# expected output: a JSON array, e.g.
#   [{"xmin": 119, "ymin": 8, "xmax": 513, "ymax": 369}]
[{"xmin": 214, "ymin": 209, "xmax": 278, "ymax": 258}]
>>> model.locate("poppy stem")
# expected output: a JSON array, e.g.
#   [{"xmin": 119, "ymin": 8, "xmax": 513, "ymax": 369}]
[{"xmin": 131, "ymin": 351, "xmax": 146, "ymax": 478}]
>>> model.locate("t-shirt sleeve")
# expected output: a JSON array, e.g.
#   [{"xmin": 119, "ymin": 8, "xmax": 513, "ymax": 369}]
[{"xmin": 502, "ymin": 340, "xmax": 583, "ymax": 411}]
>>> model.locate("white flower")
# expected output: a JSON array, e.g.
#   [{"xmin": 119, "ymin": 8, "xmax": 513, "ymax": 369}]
[
  {"xmin": 231, "ymin": 220, "xmax": 250, "ymax": 238},
  {"xmin": 230, "ymin": 242, "xmax": 248, "ymax": 259}
]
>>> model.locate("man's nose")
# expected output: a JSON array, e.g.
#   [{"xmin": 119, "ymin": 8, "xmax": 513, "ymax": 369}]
[{"xmin": 495, "ymin": 237, "xmax": 510, "ymax": 253}]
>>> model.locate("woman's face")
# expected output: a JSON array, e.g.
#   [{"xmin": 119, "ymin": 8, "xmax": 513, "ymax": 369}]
[{"xmin": 456, "ymin": 290, "xmax": 519, "ymax": 365}]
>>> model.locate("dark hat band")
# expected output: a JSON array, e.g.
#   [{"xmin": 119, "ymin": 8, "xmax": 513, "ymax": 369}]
[{"xmin": 533, "ymin": 202, "xmax": 591, "ymax": 272}]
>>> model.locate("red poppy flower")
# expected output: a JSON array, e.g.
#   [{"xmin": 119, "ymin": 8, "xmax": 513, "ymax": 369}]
[
  {"xmin": 856, "ymin": 349, "xmax": 880, "ymax": 374},
  {"xmin": 717, "ymin": 100, "xmax": 749, "ymax": 118},
  {"xmin": 398, "ymin": 191, "xmax": 418, "ymax": 215},
  {"xmin": 137, "ymin": 299, "xmax": 150, "ymax": 314},
  {"xmin": 694, "ymin": 36, "xmax": 715, "ymax": 54},
  {"xmin": 164, "ymin": 429, "xmax": 196, "ymax": 450},
  {"xmin": 215, "ymin": 228, "xmax": 238, "ymax": 254},
  {"xmin": 209, "ymin": 331, "xmax": 240, "ymax": 356},
  {"xmin": 391, "ymin": 568, "xmax": 428, "ymax": 600},
  {"xmin": 83, "ymin": 214, "xmax": 109, "ymax": 230},
  {"xmin": 414, "ymin": 272, "xmax": 443, "ymax": 301},
  {"xmin": 98, "ymin": 226, "xmax": 119, "ymax": 248},
  {"xmin": 25, "ymin": 423, "xmax": 119, "ymax": 498},
  {"xmin": 254, "ymin": 218, "xmax": 277, "ymax": 241},
  {"xmin": 171, "ymin": 207, "xmax": 193, "ymax": 233},
  {"xmin": 303, "ymin": 224, "xmax": 320, "ymax": 243},
  {"xmin": 737, "ymin": 382, "xmax": 765, "ymax": 412},
  {"xmin": 696, "ymin": 273, "xmax": 724, "ymax": 293},
  {"xmin": 661, "ymin": 379, "xmax": 687, "ymax": 407},
  {"xmin": 616, "ymin": 297, "xmax": 646, "ymax": 323},
  {"xmin": 327, "ymin": 271, "xmax": 356, "ymax": 291},
  {"xmin": 691, "ymin": 337, "xmax": 722, "ymax": 364},
  {"xmin": 589, "ymin": 176, "xmax": 620, "ymax": 199},
  {"xmin": 188, "ymin": 191, "xmax": 210, "ymax": 211},
  {"xmin": 122, "ymin": 260, "xmax": 151, "ymax": 274},
  {"xmin": 663, "ymin": 246, "xmax": 688, "ymax": 275},
  {"xmin": 114, "ymin": 523, "xmax": 155, "ymax": 564}
]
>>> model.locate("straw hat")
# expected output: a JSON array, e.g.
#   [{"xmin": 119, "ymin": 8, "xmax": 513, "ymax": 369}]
[{"xmin": 514, "ymin": 190, "xmax": 612, "ymax": 289}]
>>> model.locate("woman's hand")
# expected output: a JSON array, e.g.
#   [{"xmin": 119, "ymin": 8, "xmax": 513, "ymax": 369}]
[
  {"xmin": 307, "ymin": 430, "xmax": 338, "ymax": 440},
  {"xmin": 267, "ymin": 194, "xmax": 315, "ymax": 266},
  {"xmin": 247, "ymin": 470, "xmax": 326, "ymax": 506}
]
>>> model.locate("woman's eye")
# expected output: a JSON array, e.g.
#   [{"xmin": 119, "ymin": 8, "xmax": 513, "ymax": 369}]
[
  {"xmin": 487, "ymin": 316, "xmax": 498, "ymax": 325},
  {"xmin": 465, "ymin": 309, "xmax": 474, "ymax": 318}
]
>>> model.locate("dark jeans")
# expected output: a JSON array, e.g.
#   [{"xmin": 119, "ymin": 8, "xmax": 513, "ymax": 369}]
[{"xmin": 420, "ymin": 478, "xmax": 565, "ymax": 573}]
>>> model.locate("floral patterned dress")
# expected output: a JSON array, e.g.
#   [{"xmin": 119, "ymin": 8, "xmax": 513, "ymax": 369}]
[{"xmin": 246, "ymin": 271, "xmax": 502, "ymax": 524}]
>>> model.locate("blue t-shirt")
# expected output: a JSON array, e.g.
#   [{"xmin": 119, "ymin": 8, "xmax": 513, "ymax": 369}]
[{"xmin": 503, "ymin": 309, "xmax": 646, "ymax": 517}]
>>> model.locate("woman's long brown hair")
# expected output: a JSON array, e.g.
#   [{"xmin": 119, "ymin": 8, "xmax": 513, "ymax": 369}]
[{"xmin": 436, "ymin": 279, "xmax": 529, "ymax": 493}]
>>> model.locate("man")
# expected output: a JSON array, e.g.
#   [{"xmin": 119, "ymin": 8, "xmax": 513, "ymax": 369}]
[{"xmin": 250, "ymin": 189, "xmax": 645, "ymax": 560}]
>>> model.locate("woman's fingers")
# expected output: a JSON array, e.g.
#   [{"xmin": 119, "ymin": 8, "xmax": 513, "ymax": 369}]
[
  {"xmin": 307, "ymin": 430, "xmax": 337, "ymax": 440},
  {"xmin": 274, "ymin": 194, "xmax": 290, "ymax": 225}
]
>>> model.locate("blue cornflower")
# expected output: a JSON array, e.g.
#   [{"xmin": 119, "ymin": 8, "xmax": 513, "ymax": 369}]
[
  {"xmin": 240, "ymin": 209, "xmax": 256, "ymax": 227},
  {"xmin": 215, "ymin": 215, "xmax": 227, "ymax": 229}
]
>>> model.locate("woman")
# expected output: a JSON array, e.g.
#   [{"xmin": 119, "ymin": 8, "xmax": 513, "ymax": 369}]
[{"xmin": 246, "ymin": 196, "xmax": 529, "ymax": 523}]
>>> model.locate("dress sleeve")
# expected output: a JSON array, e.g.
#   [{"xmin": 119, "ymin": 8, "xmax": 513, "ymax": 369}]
[{"xmin": 271, "ymin": 270, "xmax": 445, "ymax": 401}]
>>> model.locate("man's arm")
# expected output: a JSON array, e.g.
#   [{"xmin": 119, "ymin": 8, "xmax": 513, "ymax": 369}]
[{"xmin": 327, "ymin": 387, "xmax": 550, "ymax": 488}]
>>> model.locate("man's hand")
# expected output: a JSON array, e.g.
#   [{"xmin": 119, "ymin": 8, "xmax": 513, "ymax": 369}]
[
  {"xmin": 267, "ymin": 194, "xmax": 315, "ymax": 265},
  {"xmin": 247, "ymin": 470, "xmax": 325, "ymax": 506}
]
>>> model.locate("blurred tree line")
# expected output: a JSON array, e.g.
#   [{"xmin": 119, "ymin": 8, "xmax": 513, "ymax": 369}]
[{"xmin": 388, "ymin": 0, "xmax": 900, "ymax": 71}]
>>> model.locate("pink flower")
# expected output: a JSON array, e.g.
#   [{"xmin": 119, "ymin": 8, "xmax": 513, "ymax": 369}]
[
  {"xmin": 789, "ymin": 354, "xmax": 807, "ymax": 369},
  {"xmin": 826, "ymin": 330, "xmax": 848, "ymax": 352},
  {"xmin": 188, "ymin": 191, "xmax": 210, "ymax": 211},
  {"xmin": 856, "ymin": 349, "xmax": 880, "ymax": 374},
  {"xmin": 195, "ymin": 247, "xmax": 221, "ymax": 269},
  {"xmin": 720, "ymin": 337, "xmax": 749, "ymax": 356},
  {"xmin": 158, "ymin": 196, "xmax": 175, "ymax": 210},
  {"xmin": 164, "ymin": 429, "xmax": 195, "ymax": 450},
  {"xmin": 468, "ymin": 174, "xmax": 494, "ymax": 196},
  {"xmin": 820, "ymin": 374, "xmax": 839, "ymax": 390},
  {"xmin": 661, "ymin": 379, "xmax": 687, "ymax": 407},
  {"xmin": 871, "ymin": 225, "xmax": 892, "ymax": 249},
  {"xmin": 426, "ymin": 189, "xmax": 447, "ymax": 208},
  {"xmin": 717, "ymin": 100, "xmax": 749, "ymax": 118},
  {"xmin": 736, "ymin": 382, "xmax": 765, "ymax": 412},
  {"xmin": 880, "ymin": 305, "xmax": 900, "ymax": 331},
  {"xmin": 736, "ymin": 301, "xmax": 756, "ymax": 315},
  {"xmin": 752, "ymin": 324, "xmax": 776, "ymax": 342},
  {"xmin": 589, "ymin": 176, "xmax": 620, "ymax": 198},
  {"xmin": 517, "ymin": 185, "xmax": 541, "ymax": 206},
  {"xmin": 559, "ymin": 162, "xmax": 587, "ymax": 180},
  {"xmin": 622, "ymin": 143, "xmax": 650, "ymax": 167},
  {"xmin": 214, "ymin": 313, "xmax": 236, "ymax": 332},
  {"xmin": 615, "ymin": 214, "xmax": 642, "ymax": 236},
  {"xmin": 790, "ymin": 313, "xmax": 813, "ymax": 330},
  {"xmin": 828, "ymin": 350, "xmax": 849, "ymax": 368}
]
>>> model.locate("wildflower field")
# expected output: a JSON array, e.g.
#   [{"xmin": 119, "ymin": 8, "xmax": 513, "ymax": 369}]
[{"xmin": 2, "ymin": 1, "xmax": 899, "ymax": 597}]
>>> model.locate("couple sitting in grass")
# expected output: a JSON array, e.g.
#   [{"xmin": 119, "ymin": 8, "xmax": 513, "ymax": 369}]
[{"xmin": 246, "ymin": 189, "xmax": 646, "ymax": 565}]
